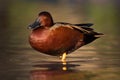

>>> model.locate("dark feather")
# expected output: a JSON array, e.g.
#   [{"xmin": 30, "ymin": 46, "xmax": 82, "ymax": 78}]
[
  {"xmin": 74, "ymin": 23, "xmax": 93, "ymax": 27},
  {"xmin": 56, "ymin": 22, "xmax": 93, "ymax": 27}
]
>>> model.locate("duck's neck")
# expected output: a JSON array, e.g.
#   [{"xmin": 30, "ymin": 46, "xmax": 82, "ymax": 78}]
[
  {"xmin": 43, "ymin": 22, "xmax": 54, "ymax": 29},
  {"xmin": 47, "ymin": 21, "xmax": 54, "ymax": 27}
]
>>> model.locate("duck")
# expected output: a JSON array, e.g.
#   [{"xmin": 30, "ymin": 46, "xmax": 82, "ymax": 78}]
[{"xmin": 28, "ymin": 11, "xmax": 103, "ymax": 63}]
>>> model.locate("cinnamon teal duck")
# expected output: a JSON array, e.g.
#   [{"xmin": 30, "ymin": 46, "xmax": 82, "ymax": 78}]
[{"xmin": 28, "ymin": 11, "xmax": 103, "ymax": 63}]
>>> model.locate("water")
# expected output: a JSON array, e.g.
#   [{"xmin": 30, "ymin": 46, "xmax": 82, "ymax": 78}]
[{"xmin": 0, "ymin": 0, "xmax": 120, "ymax": 80}]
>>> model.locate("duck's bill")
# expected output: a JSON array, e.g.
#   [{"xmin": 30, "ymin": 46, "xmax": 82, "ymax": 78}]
[{"xmin": 28, "ymin": 20, "xmax": 40, "ymax": 30}]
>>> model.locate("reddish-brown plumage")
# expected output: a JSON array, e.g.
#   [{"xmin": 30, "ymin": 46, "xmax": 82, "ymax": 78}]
[
  {"xmin": 29, "ymin": 26, "xmax": 84, "ymax": 56},
  {"xmin": 28, "ymin": 11, "xmax": 103, "ymax": 56}
]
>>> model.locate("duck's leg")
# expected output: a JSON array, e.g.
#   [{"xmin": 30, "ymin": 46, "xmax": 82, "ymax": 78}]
[{"xmin": 61, "ymin": 52, "xmax": 67, "ymax": 65}]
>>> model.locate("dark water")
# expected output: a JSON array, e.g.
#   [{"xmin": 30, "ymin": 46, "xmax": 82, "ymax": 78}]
[{"xmin": 0, "ymin": 0, "xmax": 120, "ymax": 80}]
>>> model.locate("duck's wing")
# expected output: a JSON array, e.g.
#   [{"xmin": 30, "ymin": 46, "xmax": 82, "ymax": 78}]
[
  {"xmin": 54, "ymin": 22, "xmax": 103, "ymax": 39},
  {"xmin": 72, "ymin": 23, "xmax": 94, "ymax": 34},
  {"xmin": 74, "ymin": 23, "xmax": 93, "ymax": 27},
  {"xmin": 73, "ymin": 23, "xmax": 94, "ymax": 31},
  {"xmin": 55, "ymin": 22, "xmax": 93, "ymax": 27},
  {"xmin": 55, "ymin": 22, "xmax": 94, "ymax": 34}
]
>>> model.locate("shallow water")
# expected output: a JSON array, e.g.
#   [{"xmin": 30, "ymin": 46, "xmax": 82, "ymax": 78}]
[{"xmin": 0, "ymin": 0, "xmax": 120, "ymax": 80}]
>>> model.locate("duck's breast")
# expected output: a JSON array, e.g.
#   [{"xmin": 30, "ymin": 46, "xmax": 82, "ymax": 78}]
[{"xmin": 29, "ymin": 26, "xmax": 84, "ymax": 55}]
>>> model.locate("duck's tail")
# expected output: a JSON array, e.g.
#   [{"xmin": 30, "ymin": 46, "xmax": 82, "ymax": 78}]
[
  {"xmin": 72, "ymin": 24, "xmax": 104, "ymax": 37},
  {"xmin": 94, "ymin": 32, "xmax": 104, "ymax": 38}
]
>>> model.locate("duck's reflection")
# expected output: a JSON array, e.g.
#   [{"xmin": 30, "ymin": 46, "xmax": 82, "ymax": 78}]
[
  {"xmin": 33, "ymin": 61, "xmax": 80, "ymax": 71},
  {"xmin": 30, "ymin": 61, "xmax": 85, "ymax": 80}
]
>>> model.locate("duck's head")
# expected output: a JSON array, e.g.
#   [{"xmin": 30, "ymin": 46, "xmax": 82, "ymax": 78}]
[{"xmin": 28, "ymin": 11, "xmax": 54, "ymax": 30}]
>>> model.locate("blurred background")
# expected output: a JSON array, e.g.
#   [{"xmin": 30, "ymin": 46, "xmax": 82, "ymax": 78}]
[{"xmin": 0, "ymin": 0, "xmax": 120, "ymax": 80}]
